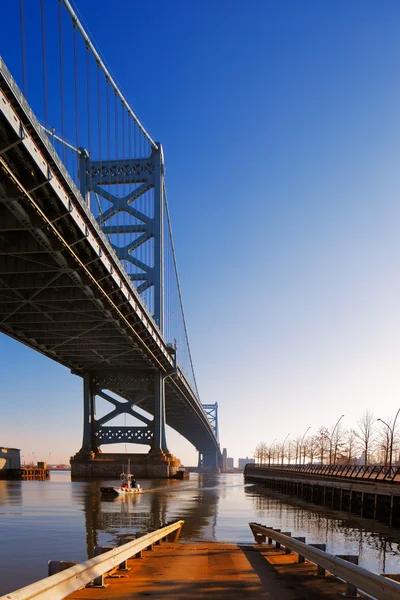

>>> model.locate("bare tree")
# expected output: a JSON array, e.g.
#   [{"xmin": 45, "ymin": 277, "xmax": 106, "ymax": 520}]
[
  {"xmin": 332, "ymin": 422, "xmax": 346, "ymax": 464},
  {"xmin": 285, "ymin": 441, "xmax": 293, "ymax": 465},
  {"xmin": 254, "ymin": 442, "xmax": 267, "ymax": 465},
  {"xmin": 355, "ymin": 410, "xmax": 375, "ymax": 466},
  {"xmin": 292, "ymin": 437, "xmax": 301, "ymax": 464},
  {"xmin": 315, "ymin": 426, "xmax": 329, "ymax": 464},
  {"xmin": 306, "ymin": 435, "xmax": 318, "ymax": 464},
  {"xmin": 271, "ymin": 443, "xmax": 279, "ymax": 464},
  {"xmin": 266, "ymin": 444, "xmax": 274, "ymax": 466},
  {"xmin": 376, "ymin": 423, "xmax": 390, "ymax": 467},
  {"xmin": 344, "ymin": 429, "xmax": 360, "ymax": 465}
]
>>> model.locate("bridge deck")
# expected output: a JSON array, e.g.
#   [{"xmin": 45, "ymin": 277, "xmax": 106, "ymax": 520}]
[{"xmin": 66, "ymin": 542, "xmax": 367, "ymax": 600}]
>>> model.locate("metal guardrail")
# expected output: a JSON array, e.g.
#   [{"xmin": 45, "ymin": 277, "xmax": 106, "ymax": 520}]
[
  {"xmin": 248, "ymin": 463, "xmax": 400, "ymax": 483},
  {"xmin": 0, "ymin": 520, "xmax": 184, "ymax": 600},
  {"xmin": 249, "ymin": 522, "xmax": 400, "ymax": 600}
]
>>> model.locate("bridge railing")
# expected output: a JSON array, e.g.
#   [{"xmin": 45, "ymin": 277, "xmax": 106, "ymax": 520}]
[{"xmin": 248, "ymin": 463, "xmax": 400, "ymax": 483}]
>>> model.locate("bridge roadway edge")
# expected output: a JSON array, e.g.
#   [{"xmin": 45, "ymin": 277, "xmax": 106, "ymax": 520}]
[{"xmin": 244, "ymin": 465, "xmax": 400, "ymax": 529}]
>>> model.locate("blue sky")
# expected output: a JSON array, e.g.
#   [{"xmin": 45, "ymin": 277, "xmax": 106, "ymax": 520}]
[{"xmin": 1, "ymin": 1, "xmax": 400, "ymax": 465}]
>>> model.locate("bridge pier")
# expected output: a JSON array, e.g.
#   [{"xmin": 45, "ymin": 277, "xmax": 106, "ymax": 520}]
[
  {"xmin": 79, "ymin": 374, "xmax": 99, "ymax": 456},
  {"xmin": 70, "ymin": 452, "xmax": 181, "ymax": 479},
  {"xmin": 151, "ymin": 373, "xmax": 169, "ymax": 455},
  {"xmin": 198, "ymin": 450, "xmax": 220, "ymax": 470},
  {"xmin": 71, "ymin": 371, "xmax": 177, "ymax": 476}
]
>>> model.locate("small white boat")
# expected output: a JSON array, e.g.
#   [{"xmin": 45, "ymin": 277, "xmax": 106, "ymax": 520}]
[{"xmin": 100, "ymin": 460, "xmax": 141, "ymax": 496}]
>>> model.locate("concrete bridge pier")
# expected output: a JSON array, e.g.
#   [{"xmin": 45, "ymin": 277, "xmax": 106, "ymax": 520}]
[{"xmin": 197, "ymin": 450, "xmax": 220, "ymax": 472}]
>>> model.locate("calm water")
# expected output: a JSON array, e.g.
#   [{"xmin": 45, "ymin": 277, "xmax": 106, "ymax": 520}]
[{"xmin": 0, "ymin": 472, "xmax": 400, "ymax": 594}]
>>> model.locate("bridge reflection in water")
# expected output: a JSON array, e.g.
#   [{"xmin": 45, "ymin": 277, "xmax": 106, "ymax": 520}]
[{"xmin": 81, "ymin": 475, "xmax": 220, "ymax": 558}]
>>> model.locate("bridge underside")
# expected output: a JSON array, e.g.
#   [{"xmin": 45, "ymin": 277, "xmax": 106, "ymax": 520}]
[{"xmin": 0, "ymin": 61, "xmax": 220, "ymax": 465}]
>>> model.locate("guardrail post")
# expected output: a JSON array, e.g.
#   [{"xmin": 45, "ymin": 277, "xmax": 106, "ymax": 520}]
[
  {"xmin": 116, "ymin": 541, "xmax": 131, "ymax": 570},
  {"xmin": 274, "ymin": 529, "xmax": 281, "ymax": 549},
  {"xmin": 292, "ymin": 537, "xmax": 306, "ymax": 562},
  {"xmin": 310, "ymin": 544, "xmax": 326, "ymax": 576},
  {"xmin": 48, "ymin": 561, "xmax": 78, "ymax": 576},
  {"xmin": 167, "ymin": 526, "xmax": 182, "ymax": 542},
  {"xmin": 281, "ymin": 532, "xmax": 292, "ymax": 554},
  {"xmin": 90, "ymin": 546, "xmax": 113, "ymax": 587},
  {"xmin": 336, "ymin": 555, "xmax": 359, "ymax": 597},
  {"xmin": 268, "ymin": 532, "xmax": 274, "ymax": 544}
]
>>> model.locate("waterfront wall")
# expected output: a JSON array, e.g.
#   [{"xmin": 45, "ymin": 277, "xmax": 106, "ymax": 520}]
[
  {"xmin": 70, "ymin": 452, "xmax": 181, "ymax": 478},
  {"xmin": 245, "ymin": 464, "xmax": 400, "ymax": 529}
]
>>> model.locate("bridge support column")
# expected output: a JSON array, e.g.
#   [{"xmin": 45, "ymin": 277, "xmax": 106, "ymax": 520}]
[
  {"xmin": 150, "ymin": 373, "xmax": 169, "ymax": 455},
  {"xmin": 79, "ymin": 374, "xmax": 99, "ymax": 455},
  {"xmin": 198, "ymin": 451, "xmax": 219, "ymax": 469}
]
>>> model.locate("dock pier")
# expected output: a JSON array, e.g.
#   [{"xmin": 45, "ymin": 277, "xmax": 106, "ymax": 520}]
[{"xmin": 245, "ymin": 464, "xmax": 400, "ymax": 528}]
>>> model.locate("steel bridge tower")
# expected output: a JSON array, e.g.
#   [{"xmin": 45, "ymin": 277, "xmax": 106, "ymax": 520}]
[{"xmin": 77, "ymin": 144, "xmax": 171, "ymax": 457}]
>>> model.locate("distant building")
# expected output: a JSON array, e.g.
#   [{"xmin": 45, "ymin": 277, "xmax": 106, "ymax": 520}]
[
  {"xmin": 0, "ymin": 447, "xmax": 21, "ymax": 470},
  {"xmin": 226, "ymin": 457, "xmax": 234, "ymax": 469},
  {"xmin": 222, "ymin": 448, "xmax": 227, "ymax": 472},
  {"xmin": 238, "ymin": 457, "xmax": 255, "ymax": 471}
]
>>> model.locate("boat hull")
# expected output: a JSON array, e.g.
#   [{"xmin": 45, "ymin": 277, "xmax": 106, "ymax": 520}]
[{"xmin": 100, "ymin": 486, "xmax": 140, "ymax": 496}]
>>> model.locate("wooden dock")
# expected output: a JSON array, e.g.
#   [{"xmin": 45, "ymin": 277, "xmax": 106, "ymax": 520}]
[
  {"xmin": 0, "ymin": 467, "xmax": 49, "ymax": 480},
  {"xmin": 65, "ymin": 541, "xmax": 370, "ymax": 600}
]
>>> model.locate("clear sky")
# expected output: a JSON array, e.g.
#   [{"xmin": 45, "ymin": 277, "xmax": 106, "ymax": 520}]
[{"xmin": 1, "ymin": 0, "xmax": 400, "ymax": 465}]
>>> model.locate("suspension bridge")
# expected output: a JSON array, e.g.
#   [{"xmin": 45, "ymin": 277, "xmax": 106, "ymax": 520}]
[{"xmin": 0, "ymin": 0, "xmax": 221, "ymax": 474}]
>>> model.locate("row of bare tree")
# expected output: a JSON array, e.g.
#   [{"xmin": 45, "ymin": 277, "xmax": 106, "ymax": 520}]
[{"xmin": 254, "ymin": 410, "xmax": 400, "ymax": 468}]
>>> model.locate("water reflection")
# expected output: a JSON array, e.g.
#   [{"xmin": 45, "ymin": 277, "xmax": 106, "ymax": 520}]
[
  {"xmin": 81, "ymin": 474, "xmax": 221, "ymax": 556},
  {"xmin": 0, "ymin": 480, "xmax": 22, "ymax": 507},
  {"xmin": 1, "ymin": 472, "xmax": 400, "ymax": 596},
  {"xmin": 245, "ymin": 484, "xmax": 400, "ymax": 573}
]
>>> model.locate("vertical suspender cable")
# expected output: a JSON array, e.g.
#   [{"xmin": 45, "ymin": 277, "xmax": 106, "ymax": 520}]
[
  {"xmin": 114, "ymin": 92, "xmax": 119, "ymax": 209},
  {"xmin": 121, "ymin": 104, "xmax": 126, "ymax": 273},
  {"xmin": 86, "ymin": 45, "xmax": 92, "ymax": 209},
  {"xmin": 97, "ymin": 63, "xmax": 102, "ymax": 211},
  {"xmin": 86, "ymin": 47, "xmax": 91, "ymax": 152},
  {"xmin": 58, "ymin": 1, "xmax": 66, "ymax": 164},
  {"xmin": 164, "ymin": 185, "xmax": 199, "ymax": 398},
  {"xmin": 73, "ymin": 23, "xmax": 80, "ymax": 150},
  {"xmin": 106, "ymin": 81, "xmax": 110, "ymax": 173},
  {"xmin": 40, "ymin": 0, "xmax": 48, "ymax": 127},
  {"xmin": 19, "ymin": 0, "xmax": 28, "ymax": 97}
]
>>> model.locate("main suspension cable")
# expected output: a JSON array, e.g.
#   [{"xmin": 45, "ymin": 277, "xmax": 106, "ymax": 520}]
[{"xmin": 60, "ymin": 0, "xmax": 157, "ymax": 149}]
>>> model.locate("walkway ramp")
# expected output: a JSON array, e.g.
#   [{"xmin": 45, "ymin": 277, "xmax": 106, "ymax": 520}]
[
  {"xmin": 68, "ymin": 543, "xmax": 273, "ymax": 600},
  {"xmin": 66, "ymin": 541, "xmax": 375, "ymax": 600}
]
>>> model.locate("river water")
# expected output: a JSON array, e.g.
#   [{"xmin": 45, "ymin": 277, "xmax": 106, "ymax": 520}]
[{"xmin": 0, "ymin": 471, "xmax": 399, "ymax": 595}]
